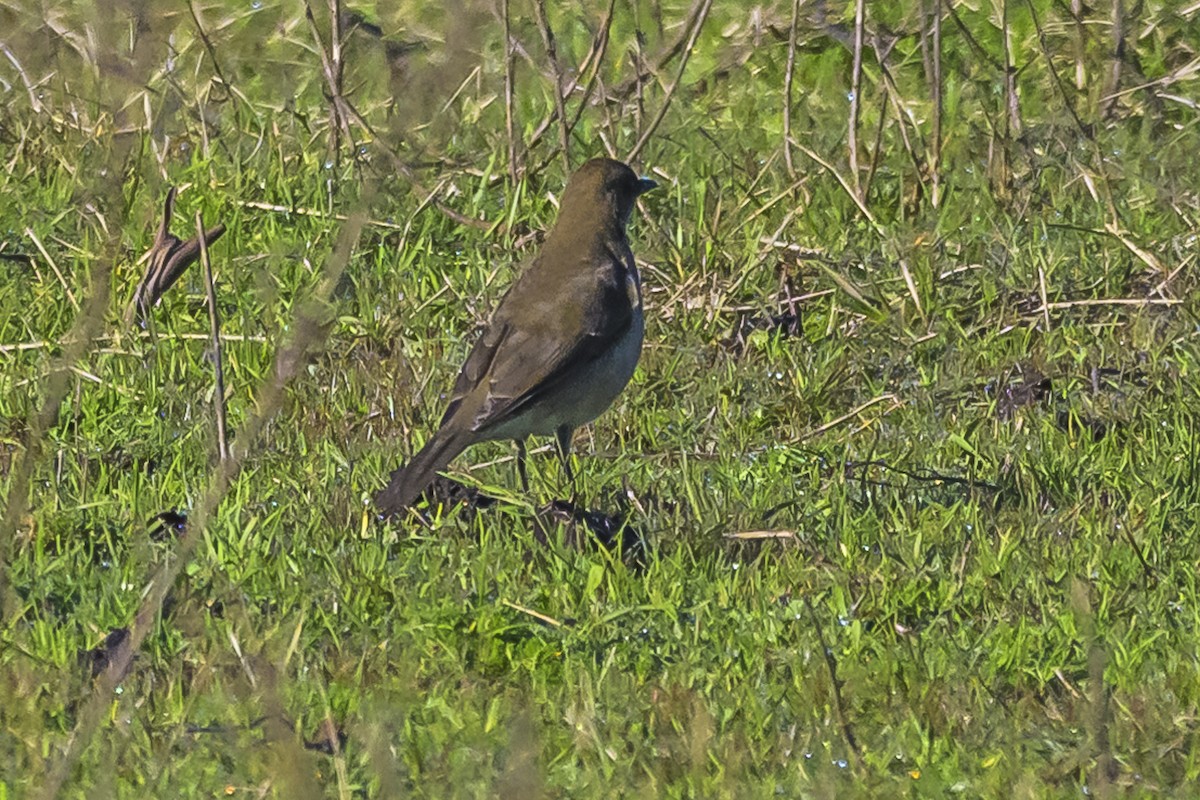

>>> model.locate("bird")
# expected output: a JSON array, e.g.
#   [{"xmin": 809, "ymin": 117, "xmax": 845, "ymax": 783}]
[{"xmin": 375, "ymin": 158, "xmax": 657, "ymax": 516}]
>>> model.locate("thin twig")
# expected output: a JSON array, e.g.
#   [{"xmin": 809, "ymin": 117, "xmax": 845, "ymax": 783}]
[
  {"xmin": 502, "ymin": 0, "xmax": 519, "ymax": 186},
  {"xmin": 1098, "ymin": 55, "xmax": 1200, "ymax": 103},
  {"xmin": 1001, "ymin": 0, "xmax": 1022, "ymax": 136},
  {"xmin": 862, "ymin": 91, "xmax": 888, "ymax": 199},
  {"xmin": 626, "ymin": 0, "xmax": 713, "ymax": 162},
  {"xmin": 237, "ymin": 199, "xmax": 406, "ymax": 230},
  {"xmin": 848, "ymin": 0, "xmax": 865, "ymax": 198},
  {"xmin": 196, "ymin": 211, "xmax": 229, "ymax": 463},
  {"xmin": 1103, "ymin": 222, "xmax": 1167, "ymax": 276},
  {"xmin": 1024, "ymin": 0, "xmax": 1092, "ymax": 140},
  {"xmin": 1037, "ymin": 263, "xmax": 1052, "ymax": 331},
  {"xmin": 303, "ymin": 0, "xmax": 357, "ymax": 167},
  {"xmin": 723, "ymin": 530, "xmax": 795, "ymax": 541},
  {"xmin": 945, "ymin": 2, "xmax": 1002, "ymax": 69},
  {"xmin": 1044, "ymin": 219, "xmax": 1165, "ymax": 278},
  {"xmin": 526, "ymin": 0, "xmax": 618, "ymax": 177},
  {"xmin": 790, "ymin": 139, "xmax": 925, "ymax": 320},
  {"xmin": 0, "ymin": 332, "xmax": 268, "ymax": 355},
  {"xmin": 501, "ymin": 599, "xmax": 564, "ymax": 627},
  {"xmin": 782, "ymin": 0, "xmax": 801, "ymax": 180},
  {"xmin": 329, "ymin": 0, "xmax": 345, "ymax": 100},
  {"xmin": 875, "ymin": 59, "xmax": 929, "ymax": 208},
  {"xmin": 1101, "ymin": 0, "xmax": 1125, "ymax": 119},
  {"xmin": 1150, "ymin": 252, "xmax": 1193, "ymax": 298},
  {"xmin": 24, "ymin": 227, "xmax": 78, "ymax": 312},
  {"xmin": 843, "ymin": 459, "xmax": 999, "ymax": 492},
  {"xmin": 632, "ymin": 7, "xmax": 647, "ymax": 146},
  {"xmin": 803, "ymin": 597, "xmax": 863, "ymax": 770},
  {"xmin": 568, "ymin": 0, "xmax": 617, "ymax": 140},
  {"xmin": 187, "ymin": 0, "xmax": 235, "ymax": 100},
  {"xmin": 802, "ymin": 394, "xmax": 901, "ymax": 441},
  {"xmin": 832, "ymin": 25, "xmax": 921, "ymax": 182},
  {"xmin": 930, "ymin": 0, "xmax": 943, "ymax": 207},
  {"xmin": 1037, "ymin": 297, "xmax": 1180, "ymax": 310},
  {"xmin": 790, "ymin": 140, "xmax": 878, "ymax": 227},
  {"xmin": 533, "ymin": 0, "xmax": 571, "ymax": 173},
  {"xmin": 610, "ymin": 0, "xmax": 704, "ymax": 100},
  {"xmin": 329, "ymin": 0, "xmax": 347, "ymax": 162},
  {"xmin": 295, "ymin": 80, "xmax": 491, "ymax": 230},
  {"xmin": 0, "ymin": 43, "xmax": 45, "ymax": 114}
]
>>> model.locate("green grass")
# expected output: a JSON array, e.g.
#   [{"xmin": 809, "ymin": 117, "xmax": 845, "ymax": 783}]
[{"xmin": 3, "ymin": 0, "xmax": 1200, "ymax": 796}]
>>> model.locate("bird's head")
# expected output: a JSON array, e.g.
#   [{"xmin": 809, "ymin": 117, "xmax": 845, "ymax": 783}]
[{"xmin": 557, "ymin": 158, "xmax": 657, "ymax": 231}]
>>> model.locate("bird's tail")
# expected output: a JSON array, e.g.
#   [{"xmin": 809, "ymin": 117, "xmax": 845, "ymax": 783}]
[{"xmin": 375, "ymin": 429, "xmax": 473, "ymax": 517}]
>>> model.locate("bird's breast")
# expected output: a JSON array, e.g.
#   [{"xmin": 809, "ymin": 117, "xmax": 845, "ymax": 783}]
[
  {"xmin": 551, "ymin": 306, "xmax": 645, "ymax": 430},
  {"xmin": 483, "ymin": 306, "xmax": 644, "ymax": 441}
]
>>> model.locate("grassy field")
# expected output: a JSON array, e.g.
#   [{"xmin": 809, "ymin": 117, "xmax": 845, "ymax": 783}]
[{"xmin": 2, "ymin": 0, "xmax": 1200, "ymax": 796}]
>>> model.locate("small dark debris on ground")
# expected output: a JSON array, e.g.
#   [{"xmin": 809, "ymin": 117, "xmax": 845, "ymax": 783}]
[
  {"xmin": 186, "ymin": 713, "xmax": 347, "ymax": 756},
  {"xmin": 78, "ymin": 627, "xmax": 131, "ymax": 679},
  {"xmin": 1055, "ymin": 409, "xmax": 1109, "ymax": 440},
  {"xmin": 721, "ymin": 257, "xmax": 811, "ymax": 354},
  {"xmin": 722, "ymin": 311, "xmax": 802, "ymax": 353},
  {"xmin": 424, "ymin": 474, "xmax": 497, "ymax": 511},
  {"xmin": 535, "ymin": 499, "xmax": 646, "ymax": 565},
  {"xmin": 304, "ymin": 718, "xmax": 348, "ymax": 755},
  {"xmin": 148, "ymin": 510, "xmax": 188, "ymax": 541},
  {"xmin": 383, "ymin": 476, "xmax": 646, "ymax": 564},
  {"xmin": 987, "ymin": 368, "xmax": 1053, "ymax": 420},
  {"xmin": 384, "ymin": 475, "xmax": 497, "ymax": 524},
  {"xmin": 985, "ymin": 364, "xmax": 1115, "ymax": 439}
]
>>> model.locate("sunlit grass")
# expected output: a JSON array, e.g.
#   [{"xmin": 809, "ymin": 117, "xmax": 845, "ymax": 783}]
[{"xmin": 2, "ymin": 0, "xmax": 1200, "ymax": 796}]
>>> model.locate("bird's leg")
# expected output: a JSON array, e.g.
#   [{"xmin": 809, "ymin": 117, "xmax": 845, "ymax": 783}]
[
  {"xmin": 555, "ymin": 425, "xmax": 576, "ymax": 500},
  {"xmin": 515, "ymin": 438, "xmax": 530, "ymax": 493}
]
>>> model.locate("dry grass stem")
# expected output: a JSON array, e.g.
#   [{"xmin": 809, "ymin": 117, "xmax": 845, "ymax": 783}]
[
  {"xmin": 802, "ymin": 393, "xmax": 901, "ymax": 441},
  {"xmin": 197, "ymin": 211, "xmax": 229, "ymax": 463}
]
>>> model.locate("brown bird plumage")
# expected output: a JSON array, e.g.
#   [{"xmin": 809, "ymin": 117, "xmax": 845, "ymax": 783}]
[{"xmin": 375, "ymin": 158, "xmax": 656, "ymax": 516}]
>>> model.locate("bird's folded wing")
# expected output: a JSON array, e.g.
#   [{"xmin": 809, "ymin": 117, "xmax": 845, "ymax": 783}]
[{"xmin": 440, "ymin": 250, "xmax": 635, "ymax": 433}]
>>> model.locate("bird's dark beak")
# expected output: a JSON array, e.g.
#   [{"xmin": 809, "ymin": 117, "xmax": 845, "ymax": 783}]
[{"xmin": 636, "ymin": 177, "xmax": 658, "ymax": 195}]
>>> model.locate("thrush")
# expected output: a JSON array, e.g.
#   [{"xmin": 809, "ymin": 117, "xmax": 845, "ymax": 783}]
[{"xmin": 375, "ymin": 158, "xmax": 657, "ymax": 516}]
